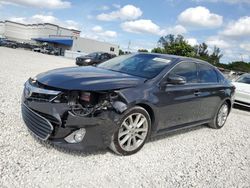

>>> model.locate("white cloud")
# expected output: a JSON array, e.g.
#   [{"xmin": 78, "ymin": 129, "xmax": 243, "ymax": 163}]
[
  {"xmin": 121, "ymin": 19, "xmax": 186, "ymax": 36},
  {"xmin": 31, "ymin": 14, "xmax": 57, "ymax": 23},
  {"xmin": 186, "ymin": 38, "xmax": 198, "ymax": 46},
  {"xmin": 91, "ymin": 25, "xmax": 117, "ymax": 38},
  {"xmin": 206, "ymin": 36, "xmax": 231, "ymax": 48},
  {"xmin": 96, "ymin": 4, "xmax": 142, "ymax": 21},
  {"xmin": 9, "ymin": 14, "xmax": 80, "ymax": 30},
  {"xmin": 178, "ymin": 6, "xmax": 223, "ymax": 28},
  {"xmin": 163, "ymin": 25, "xmax": 187, "ymax": 35},
  {"xmin": 92, "ymin": 26, "xmax": 103, "ymax": 32},
  {"xmin": 64, "ymin": 20, "xmax": 80, "ymax": 30},
  {"xmin": 9, "ymin": 17, "xmax": 27, "ymax": 23},
  {"xmin": 222, "ymin": 16, "xmax": 250, "ymax": 37},
  {"xmin": 121, "ymin": 19, "xmax": 163, "ymax": 35},
  {"xmin": 240, "ymin": 43, "xmax": 250, "ymax": 52},
  {"xmin": 1, "ymin": 0, "xmax": 71, "ymax": 9}
]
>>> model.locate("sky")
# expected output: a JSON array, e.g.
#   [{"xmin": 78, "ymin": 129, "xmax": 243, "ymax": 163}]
[{"xmin": 0, "ymin": 0, "xmax": 250, "ymax": 64}]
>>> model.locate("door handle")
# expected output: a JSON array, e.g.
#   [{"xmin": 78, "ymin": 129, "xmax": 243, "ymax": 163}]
[{"xmin": 194, "ymin": 91, "xmax": 201, "ymax": 96}]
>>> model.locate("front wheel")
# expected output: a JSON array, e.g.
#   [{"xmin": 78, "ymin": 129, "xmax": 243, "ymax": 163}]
[
  {"xmin": 208, "ymin": 101, "xmax": 229, "ymax": 129},
  {"xmin": 110, "ymin": 106, "xmax": 151, "ymax": 155}
]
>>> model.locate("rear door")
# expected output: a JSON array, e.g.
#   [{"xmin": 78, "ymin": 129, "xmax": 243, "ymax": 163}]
[{"xmin": 197, "ymin": 63, "xmax": 225, "ymax": 120}]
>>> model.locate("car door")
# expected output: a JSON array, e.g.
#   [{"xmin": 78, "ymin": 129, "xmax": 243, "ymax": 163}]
[
  {"xmin": 157, "ymin": 61, "xmax": 203, "ymax": 130},
  {"xmin": 197, "ymin": 63, "xmax": 225, "ymax": 120}
]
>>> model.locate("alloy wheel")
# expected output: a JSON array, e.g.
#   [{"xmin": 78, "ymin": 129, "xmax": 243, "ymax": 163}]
[
  {"xmin": 118, "ymin": 113, "xmax": 148, "ymax": 152},
  {"xmin": 217, "ymin": 104, "xmax": 229, "ymax": 127}
]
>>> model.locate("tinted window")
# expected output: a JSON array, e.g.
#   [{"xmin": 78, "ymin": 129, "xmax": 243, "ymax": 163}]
[
  {"xmin": 169, "ymin": 62, "xmax": 198, "ymax": 83},
  {"xmin": 199, "ymin": 64, "xmax": 218, "ymax": 83},
  {"xmin": 100, "ymin": 54, "xmax": 109, "ymax": 60},
  {"xmin": 216, "ymin": 70, "xmax": 226, "ymax": 83},
  {"xmin": 236, "ymin": 74, "xmax": 250, "ymax": 84},
  {"xmin": 98, "ymin": 54, "xmax": 172, "ymax": 79}
]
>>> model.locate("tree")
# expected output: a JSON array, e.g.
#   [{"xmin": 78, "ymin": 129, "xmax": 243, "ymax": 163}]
[
  {"xmin": 153, "ymin": 34, "xmax": 196, "ymax": 57},
  {"xmin": 119, "ymin": 49, "xmax": 125, "ymax": 55},
  {"xmin": 151, "ymin": 47, "xmax": 165, "ymax": 53},
  {"xmin": 195, "ymin": 43, "xmax": 209, "ymax": 57},
  {"xmin": 138, "ymin": 49, "xmax": 148, "ymax": 52},
  {"xmin": 158, "ymin": 34, "xmax": 175, "ymax": 48},
  {"xmin": 152, "ymin": 34, "xmax": 225, "ymax": 65},
  {"xmin": 210, "ymin": 46, "xmax": 223, "ymax": 65}
]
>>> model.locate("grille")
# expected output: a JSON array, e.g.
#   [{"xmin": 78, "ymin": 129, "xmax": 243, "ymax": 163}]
[{"xmin": 21, "ymin": 104, "xmax": 53, "ymax": 140}]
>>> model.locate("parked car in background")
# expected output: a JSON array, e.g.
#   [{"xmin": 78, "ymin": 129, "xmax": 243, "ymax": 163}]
[
  {"xmin": 32, "ymin": 46, "xmax": 59, "ymax": 55},
  {"xmin": 19, "ymin": 42, "xmax": 38, "ymax": 50},
  {"xmin": 76, "ymin": 52, "xmax": 116, "ymax": 66},
  {"xmin": 32, "ymin": 46, "xmax": 42, "ymax": 52},
  {"xmin": 0, "ymin": 39, "xmax": 18, "ymax": 48},
  {"xmin": 21, "ymin": 53, "xmax": 235, "ymax": 155},
  {"xmin": 232, "ymin": 73, "xmax": 250, "ymax": 108},
  {"xmin": 0, "ymin": 38, "xmax": 7, "ymax": 46}
]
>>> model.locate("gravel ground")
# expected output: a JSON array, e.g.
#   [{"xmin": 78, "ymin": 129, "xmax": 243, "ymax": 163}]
[{"xmin": 0, "ymin": 47, "xmax": 250, "ymax": 188}]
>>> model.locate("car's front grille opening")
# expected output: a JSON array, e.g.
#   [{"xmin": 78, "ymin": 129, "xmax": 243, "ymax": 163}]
[
  {"xmin": 22, "ymin": 104, "xmax": 53, "ymax": 140},
  {"xmin": 35, "ymin": 111, "xmax": 61, "ymax": 126},
  {"xmin": 29, "ymin": 92, "xmax": 56, "ymax": 102}
]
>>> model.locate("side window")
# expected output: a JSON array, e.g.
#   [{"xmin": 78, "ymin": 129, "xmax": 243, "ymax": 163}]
[
  {"xmin": 100, "ymin": 54, "xmax": 108, "ymax": 60},
  {"xmin": 216, "ymin": 70, "xmax": 226, "ymax": 83},
  {"xmin": 198, "ymin": 64, "xmax": 218, "ymax": 83},
  {"xmin": 169, "ymin": 62, "xmax": 198, "ymax": 83}
]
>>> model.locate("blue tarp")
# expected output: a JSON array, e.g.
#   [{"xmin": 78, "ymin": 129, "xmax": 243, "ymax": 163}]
[{"xmin": 32, "ymin": 37, "xmax": 73, "ymax": 46}]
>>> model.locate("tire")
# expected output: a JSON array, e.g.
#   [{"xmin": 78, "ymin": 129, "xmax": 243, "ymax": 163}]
[
  {"xmin": 208, "ymin": 101, "xmax": 229, "ymax": 129},
  {"xmin": 110, "ymin": 106, "xmax": 151, "ymax": 155}
]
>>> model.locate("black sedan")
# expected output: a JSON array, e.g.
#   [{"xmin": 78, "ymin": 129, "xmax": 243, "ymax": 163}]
[
  {"xmin": 21, "ymin": 53, "xmax": 235, "ymax": 155},
  {"xmin": 0, "ymin": 39, "xmax": 18, "ymax": 48},
  {"xmin": 75, "ymin": 52, "xmax": 116, "ymax": 66}
]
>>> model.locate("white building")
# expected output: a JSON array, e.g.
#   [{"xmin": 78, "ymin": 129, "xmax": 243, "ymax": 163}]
[{"xmin": 0, "ymin": 20, "xmax": 119, "ymax": 55}]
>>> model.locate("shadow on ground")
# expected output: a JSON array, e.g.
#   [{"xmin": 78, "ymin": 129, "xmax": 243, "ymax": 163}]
[{"xmin": 28, "ymin": 124, "xmax": 208, "ymax": 157}]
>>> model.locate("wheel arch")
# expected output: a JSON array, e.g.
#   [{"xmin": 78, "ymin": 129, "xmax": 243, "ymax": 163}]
[
  {"xmin": 225, "ymin": 98, "xmax": 232, "ymax": 113},
  {"xmin": 136, "ymin": 103, "xmax": 156, "ymax": 132}
]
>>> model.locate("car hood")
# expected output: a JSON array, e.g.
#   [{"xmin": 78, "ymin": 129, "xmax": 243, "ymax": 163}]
[
  {"xmin": 36, "ymin": 66, "xmax": 145, "ymax": 91},
  {"xmin": 79, "ymin": 56, "xmax": 94, "ymax": 60},
  {"xmin": 232, "ymin": 82, "xmax": 250, "ymax": 94}
]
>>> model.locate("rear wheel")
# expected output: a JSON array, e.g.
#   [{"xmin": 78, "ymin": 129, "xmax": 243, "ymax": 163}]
[
  {"xmin": 110, "ymin": 106, "xmax": 151, "ymax": 155},
  {"xmin": 208, "ymin": 101, "xmax": 229, "ymax": 129}
]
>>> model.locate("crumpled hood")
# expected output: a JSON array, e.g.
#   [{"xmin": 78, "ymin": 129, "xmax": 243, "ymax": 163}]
[{"xmin": 36, "ymin": 66, "xmax": 145, "ymax": 91}]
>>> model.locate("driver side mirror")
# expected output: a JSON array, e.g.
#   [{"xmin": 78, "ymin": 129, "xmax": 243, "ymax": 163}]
[{"xmin": 161, "ymin": 75, "xmax": 186, "ymax": 86}]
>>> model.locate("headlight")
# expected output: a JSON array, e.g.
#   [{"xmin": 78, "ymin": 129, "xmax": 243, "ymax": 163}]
[
  {"xmin": 30, "ymin": 76, "xmax": 37, "ymax": 84},
  {"xmin": 84, "ymin": 59, "xmax": 91, "ymax": 63}
]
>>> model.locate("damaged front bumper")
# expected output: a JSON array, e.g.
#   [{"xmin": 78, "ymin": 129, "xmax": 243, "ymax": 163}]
[{"xmin": 21, "ymin": 80, "xmax": 125, "ymax": 152}]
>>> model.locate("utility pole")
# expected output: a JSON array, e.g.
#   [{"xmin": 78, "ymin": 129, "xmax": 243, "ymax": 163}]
[
  {"xmin": 127, "ymin": 40, "xmax": 131, "ymax": 53},
  {"xmin": 240, "ymin": 53, "xmax": 244, "ymax": 62}
]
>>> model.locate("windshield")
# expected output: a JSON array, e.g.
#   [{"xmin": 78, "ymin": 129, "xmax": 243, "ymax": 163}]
[
  {"xmin": 236, "ymin": 74, "xmax": 250, "ymax": 84},
  {"xmin": 97, "ymin": 54, "xmax": 172, "ymax": 79},
  {"xmin": 87, "ymin": 52, "xmax": 101, "ymax": 58}
]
